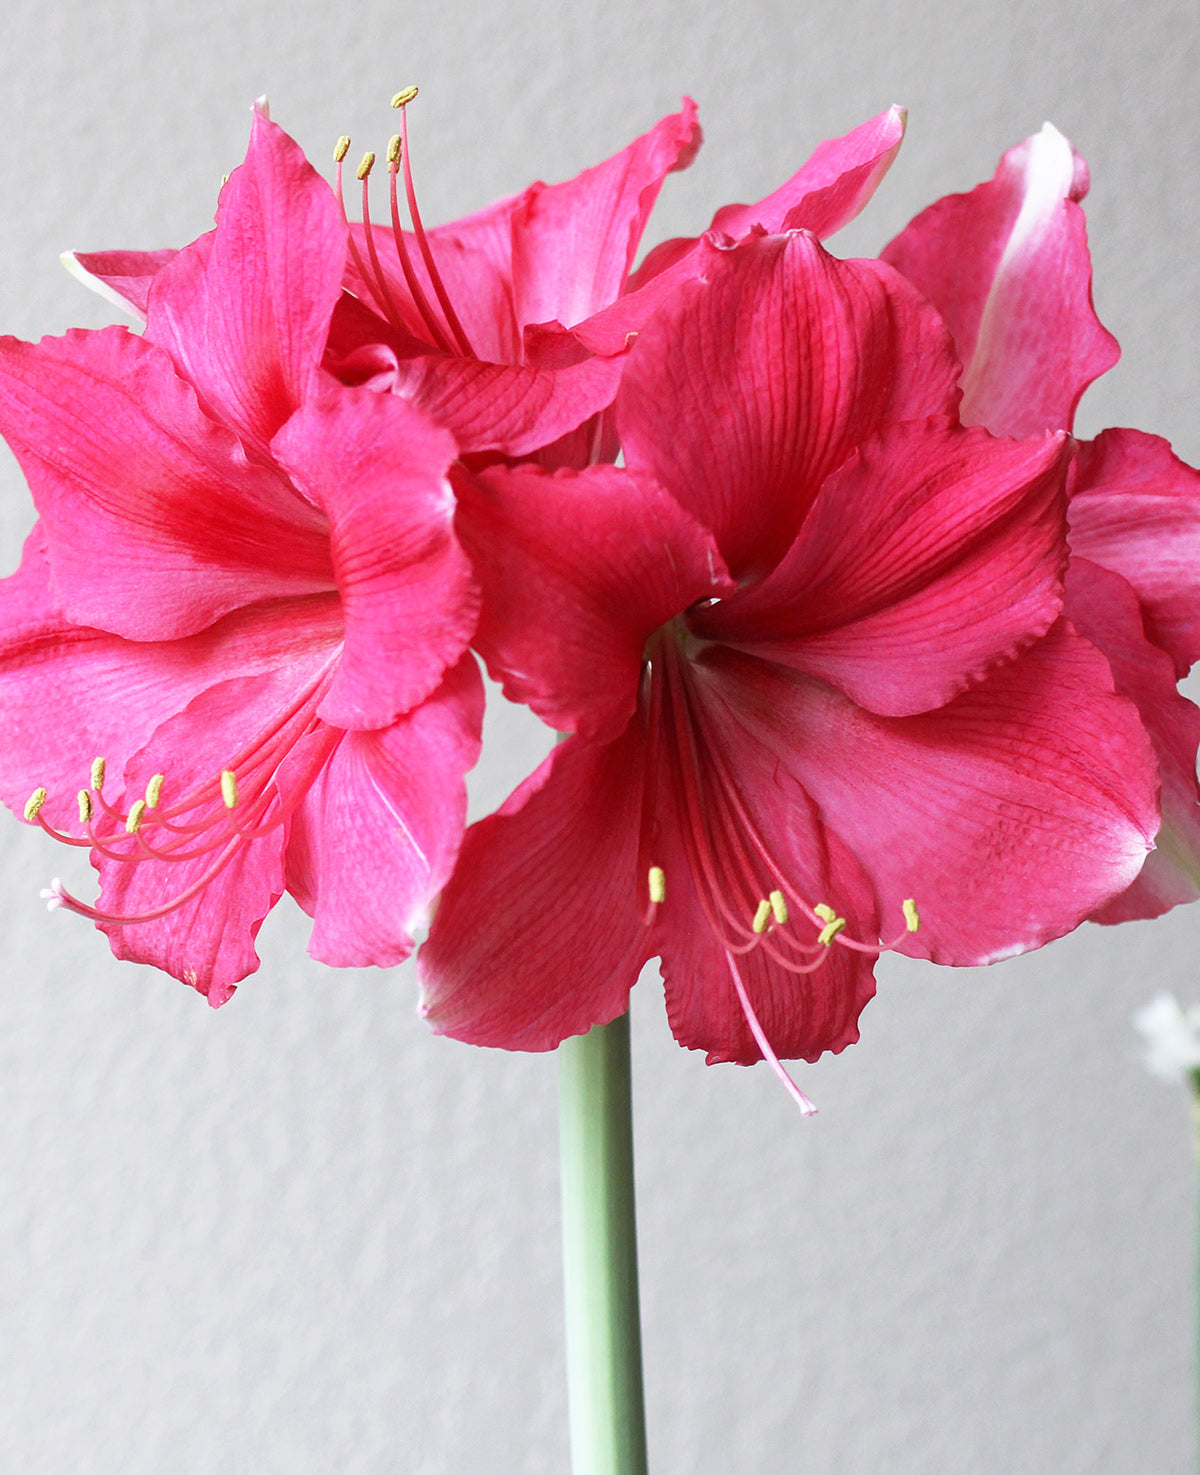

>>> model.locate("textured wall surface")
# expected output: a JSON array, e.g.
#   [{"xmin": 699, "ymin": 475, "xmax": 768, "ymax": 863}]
[{"xmin": 0, "ymin": 1, "xmax": 1197, "ymax": 1470}]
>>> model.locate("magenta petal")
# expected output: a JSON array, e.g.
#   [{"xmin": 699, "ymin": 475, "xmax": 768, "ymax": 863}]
[
  {"xmin": 146, "ymin": 107, "xmax": 347, "ymax": 456},
  {"xmin": 510, "ymin": 100, "xmax": 701, "ymax": 331},
  {"xmin": 618, "ymin": 232, "xmax": 962, "ymax": 576},
  {"xmin": 285, "ymin": 652, "xmax": 483, "ymax": 967},
  {"xmin": 0, "ymin": 328, "xmax": 334, "ymax": 639},
  {"xmin": 1068, "ymin": 428, "xmax": 1200, "ymax": 674},
  {"xmin": 418, "ymin": 727, "xmax": 653, "ymax": 1051},
  {"xmin": 65, "ymin": 248, "xmax": 180, "ymax": 317},
  {"xmin": 881, "ymin": 124, "xmax": 1119, "ymax": 437},
  {"xmin": 704, "ymin": 628, "xmax": 1158, "ymax": 964},
  {"xmin": 457, "ymin": 462, "xmax": 731, "ymax": 741},
  {"xmin": 1065, "ymin": 560, "xmax": 1200, "ymax": 922},
  {"xmin": 271, "ymin": 385, "xmax": 478, "ymax": 728},
  {"xmin": 700, "ymin": 420, "xmax": 1069, "ymax": 716},
  {"xmin": 651, "ymin": 665, "xmax": 880, "ymax": 1065},
  {"xmin": 390, "ymin": 351, "xmax": 624, "ymax": 456}
]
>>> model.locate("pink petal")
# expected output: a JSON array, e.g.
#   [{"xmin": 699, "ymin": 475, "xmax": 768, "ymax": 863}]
[
  {"xmin": 271, "ymin": 385, "xmax": 478, "ymax": 728},
  {"xmin": 696, "ymin": 627, "xmax": 1158, "ymax": 965},
  {"xmin": 284, "ymin": 652, "xmax": 484, "ymax": 967},
  {"xmin": 510, "ymin": 99, "xmax": 701, "ymax": 331},
  {"xmin": 146, "ymin": 107, "xmax": 347, "ymax": 456},
  {"xmin": 699, "ymin": 420, "xmax": 1069, "ymax": 716},
  {"xmin": 650, "ymin": 665, "xmax": 880, "ymax": 1065},
  {"xmin": 455, "ymin": 462, "xmax": 731, "ymax": 741},
  {"xmin": 881, "ymin": 124, "xmax": 1119, "ymax": 437},
  {"xmin": 617, "ymin": 232, "xmax": 961, "ymax": 577},
  {"xmin": 1067, "ymin": 428, "xmax": 1200, "ymax": 674},
  {"xmin": 1064, "ymin": 559, "xmax": 1200, "ymax": 922},
  {"xmin": 389, "ymin": 350, "xmax": 625, "ymax": 456},
  {"xmin": 0, "ymin": 328, "xmax": 334, "ymax": 640},
  {"xmin": 0, "ymin": 528, "xmax": 343, "ymax": 834},
  {"xmin": 64, "ymin": 248, "xmax": 180, "ymax": 318},
  {"xmin": 418, "ymin": 727, "xmax": 653, "ymax": 1051}
]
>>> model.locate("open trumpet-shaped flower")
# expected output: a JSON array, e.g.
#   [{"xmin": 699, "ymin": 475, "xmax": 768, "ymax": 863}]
[
  {"xmin": 0, "ymin": 116, "xmax": 484, "ymax": 1004},
  {"xmin": 883, "ymin": 123, "xmax": 1200, "ymax": 921},
  {"xmin": 69, "ymin": 98, "xmax": 907, "ymax": 464},
  {"xmin": 417, "ymin": 230, "xmax": 1160, "ymax": 1085}
]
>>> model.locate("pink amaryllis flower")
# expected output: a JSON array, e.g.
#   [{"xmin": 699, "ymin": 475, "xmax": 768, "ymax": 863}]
[
  {"xmin": 882, "ymin": 122, "xmax": 1200, "ymax": 921},
  {"xmin": 417, "ymin": 229, "xmax": 1160, "ymax": 1096},
  {"xmin": 0, "ymin": 109, "xmax": 484, "ymax": 1004},
  {"xmin": 68, "ymin": 98, "xmax": 907, "ymax": 465}
]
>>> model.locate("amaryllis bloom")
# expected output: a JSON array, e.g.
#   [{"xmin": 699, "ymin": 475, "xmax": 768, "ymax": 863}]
[
  {"xmin": 0, "ymin": 114, "xmax": 484, "ymax": 1003},
  {"xmin": 882, "ymin": 122, "xmax": 1200, "ymax": 922},
  {"xmin": 417, "ymin": 229, "xmax": 1160, "ymax": 1091},
  {"xmin": 68, "ymin": 98, "xmax": 908, "ymax": 465}
]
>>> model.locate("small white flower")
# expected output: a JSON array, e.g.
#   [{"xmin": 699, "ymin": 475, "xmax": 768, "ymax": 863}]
[{"xmin": 1132, "ymin": 992, "xmax": 1200, "ymax": 1084}]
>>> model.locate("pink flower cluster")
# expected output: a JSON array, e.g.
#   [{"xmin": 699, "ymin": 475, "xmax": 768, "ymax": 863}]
[{"xmin": 2, "ymin": 96, "xmax": 1196, "ymax": 1084}]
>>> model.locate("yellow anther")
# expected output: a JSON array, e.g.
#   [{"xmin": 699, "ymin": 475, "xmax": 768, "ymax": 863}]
[
  {"xmin": 24, "ymin": 787, "xmax": 47, "ymax": 822},
  {"xmin": 386, "ymin": 134, "xmax": 402, "ymax": 166},
  {"xmin": 77, "ymin": 790, "xmax": 93, "ymax": 824},
  {"xmin": 356, "ymin": 151, "xmax": 376, "ymax": 181},
  {"xmin": 221, "ymin": 770, "xmax": 239, "ymax": 809},
  {"xmin": 752, "ymin": 898, "xmax": 772, "ymax": 934},
  {"xmin": 813, "ymin": 902, "xmax": 838, "ymax": 924},
  {"xmin": 333, "ymin": 135, "xmax": 351, "ymax": 163},
  {"xmin": 390, "ymin": 86, "xmax": 419, "ymax": 108},
  {"xmin": 145, "ymin": 774, "xmax": 164, "ymax": 809},
  {"xmin": 817, "ymin": 915, "xmax": 847, "ymax": 947},
  {"xmin": 220, "ymin": 173, "xmax": 230, "ymax": 187},
  {"xmin": 90, "ymin": 756, "xmax": 106, "ymax": 790},
  {"xmin": 769, "ymin": 889, "xmax": 788, "ymax": 925},
  {"xmin": 125, "ymin": 800, "xmax": 146, "ymax": 835},
  {"xmin": 647, "ymin": 865, "xmax": 666, "ymax": 905},
  {"xmin": 902, "ymin": 898, "xmax": 920, "ymax": 933}
]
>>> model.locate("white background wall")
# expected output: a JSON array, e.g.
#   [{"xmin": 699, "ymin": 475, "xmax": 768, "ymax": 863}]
[{"xmin": 0, "ymin": 0, "xmax": 1197, "ymax": 1470}]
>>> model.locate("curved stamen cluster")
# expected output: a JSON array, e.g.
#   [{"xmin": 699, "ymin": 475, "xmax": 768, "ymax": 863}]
[
  {"xmin": 639, "ymin": 625, "xmax": 919, "ymax": 1110},
  {"xmin": 334, "ymin": 89, "xmax": 475, "ymax": 359},
  {"xmin": 25, "ymin": 673, "xmax": 337, "ymax": 927}
]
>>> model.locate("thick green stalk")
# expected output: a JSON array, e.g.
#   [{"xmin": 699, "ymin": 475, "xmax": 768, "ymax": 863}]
[{"xmin": 558, "ymin": 1012, "xmax": 649, "ymax": 1475}]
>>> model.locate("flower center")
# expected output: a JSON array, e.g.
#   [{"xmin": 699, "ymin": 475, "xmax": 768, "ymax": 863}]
[
  {"xmin": 25, "ymin": 662, "xmax": 338, "ymax": 928},
  {"xmin": 333, "ymin": 88, "xmax": 476, "ymax": 359},
  {"xmin": 639, "ymin": 623, "xmax": 919, "ymax": 1112}
]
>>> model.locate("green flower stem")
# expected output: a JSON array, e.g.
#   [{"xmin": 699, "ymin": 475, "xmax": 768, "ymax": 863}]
[{"xmin": 558, "ymin": 1012, "xmax": 649, "ymax": 1475}]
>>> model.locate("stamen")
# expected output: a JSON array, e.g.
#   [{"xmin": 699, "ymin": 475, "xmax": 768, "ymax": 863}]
[
  {"xmin": 385, "ymin": 144, "xmax": 454, "ymax": 351},
  {"xmin": 390, "ymin": 85, "xmax": 420, "ymax": 108},
  {"xmin": 725, "ymin": 953, "xmax": 818, "ymax": 1116},
  {"xmin": 356, "ymin": 150, "xmax": 376, "ymax": 182},
  {"xmin": 90, "ymin": 756, "xmax": 106, "ymax": 790},
  {"xmin": 751, "ymin": 898, "xmax": 772, "ymax": 934},
  {"xmin": 648, "ymin": 865, "xmax": 666, "ymax": 905},
  {"xmin": 220, "ymin": 770, "xmax": 238, "ymax": 809},
  {"xmin": 125, "ymin": 800, "xmax": 146, "ymax": 835},
  {"xmin": 78, "ymin": 790, "xmax": 92, "ymax": 824},
  {"xmin": 333, "ymin": 135, "xmax": 351, "ymax": 164},
  {"xmin": 386, "ymin": 133, "xmax": 401, "ymax": 167},
  {"xmin": 145, "ymin": 774, "xmax": 164, "ymax": 809},
  {"xmin": 902, "ymin": 898, "xmax": 920, "ymax": 932},
  {"xmin": 24, "ymin": 787, "xmax": 46, "ymax": 822},
  {"xmin": 769, "ymin": 889, "xmax": 788, "ymax": 925}
]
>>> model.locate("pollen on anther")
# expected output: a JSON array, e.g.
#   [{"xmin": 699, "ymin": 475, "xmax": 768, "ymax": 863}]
[
  {"xmin": 145, "ymin": 774, "xmax": 165, "ymax": 810},
  {"xmin": 648, "ymin": 865, "xmax": 666, "ymax": 905},
  {"xmin": 386, "ymin": 134, "xmax": 401, "ymax": 166},
  {"xmin": 902, "ymin": 898, "xmax": 920, "ymax": 933},
  {"xmin": 390, "ymin": 85, "xmax": 419, "ymax": 108},
  {"xmin": 333, "ymin": 135, "xmax": 351, "ymax": 163},
  {"xmin": 221, "ymin": 770, "xmax": 239, "ymax": 809},
  {"xmin": 752, "ymin": 898, "xmax": 772, "ymax": 934},
  {"xmin": 356, "ymin": 151, "xmax": 376, "ymax": 181},
  {"xmin": 90, "ymin": 757, "xmax": 106, "ymax": 790},
  {"xmin": 77, "ymin": 790, "xmax": 92, "ymax": 824},
  {"xmin": 125, "ymin": 799, "xmax": 146, "ymax": 835},
  {"xmin": 23, "ymin": 787, "xmax": 47, "ymax": 822},
  {"xmin": 769, "ymin": 889, "xmax": 788, "ymax": 925},
  {"xmin": 814, "ymin": 902, "xmax": 837, "ymax": 924},
  {"xmin": 817, "ymin": 915, "xmax": 847, "ymax": 947}
]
